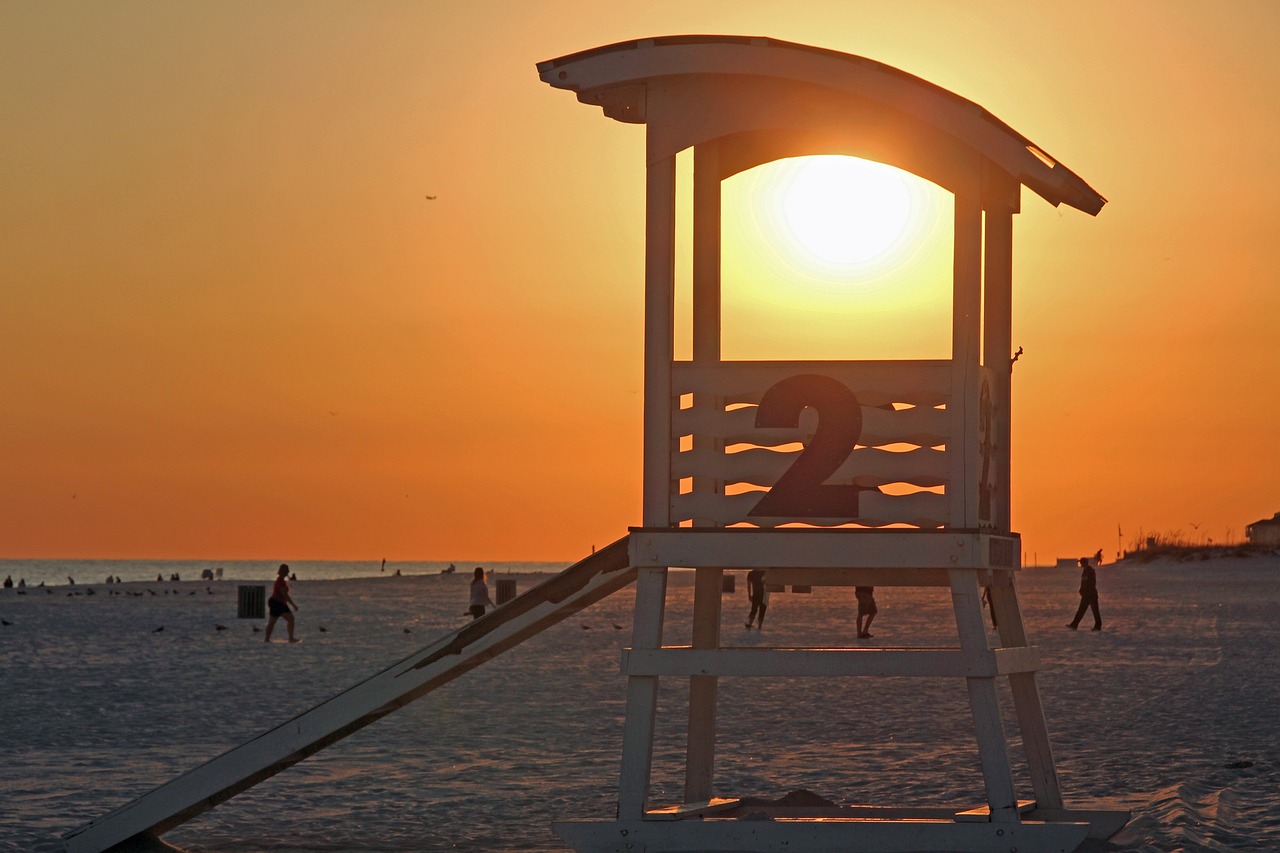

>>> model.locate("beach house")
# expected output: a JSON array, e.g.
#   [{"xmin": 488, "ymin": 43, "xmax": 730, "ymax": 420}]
[{"xmin": 1246, "ymin": 512, "xmax": 1280, "ymax": 546}]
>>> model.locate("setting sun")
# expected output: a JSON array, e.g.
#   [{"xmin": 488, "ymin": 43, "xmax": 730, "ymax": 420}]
[{"xmin": 777, "ymin": 155, "xmax": 915, "ymax": 267}]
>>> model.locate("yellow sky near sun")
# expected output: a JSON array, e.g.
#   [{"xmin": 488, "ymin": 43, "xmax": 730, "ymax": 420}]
[{"xmin": 3, "ymin": 1, "xmax": 1279, "ymax": 562}]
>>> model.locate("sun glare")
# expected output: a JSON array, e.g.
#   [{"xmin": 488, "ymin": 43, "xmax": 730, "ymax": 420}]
[
  {"xmin": 715, "ymin": 153, "xmax": 953, "ymax": 361},
  {"xmin": 777, "ymin": 155, "xmax": 916, "ymax": 268}
]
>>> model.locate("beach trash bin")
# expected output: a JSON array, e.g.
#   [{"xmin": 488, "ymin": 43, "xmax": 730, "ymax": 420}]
[
  {"xmin": 238, "ymin": 585, "xmax": 265, "ymax": 619},
  {"xmin": 721, "ymin": 574, "xmax": 736, "ymax": 593},
  {"xmin": 495, "ymin": 578, "xmax": 518, "ymax": 605}
]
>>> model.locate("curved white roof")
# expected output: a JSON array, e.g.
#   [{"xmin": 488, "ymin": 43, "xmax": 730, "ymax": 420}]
[{"xmin": 539, "ymin": 35, "xmax": 1105, "ymax": 215}]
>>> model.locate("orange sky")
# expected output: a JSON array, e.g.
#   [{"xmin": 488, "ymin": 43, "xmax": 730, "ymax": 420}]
[{"xmin": 4, "ymin": 2, "xmax": 1278, "ymax": 562}]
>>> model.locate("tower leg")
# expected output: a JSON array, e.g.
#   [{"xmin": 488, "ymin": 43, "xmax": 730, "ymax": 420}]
[
  {"xmin": 989, "ymin": 570, "xmax": 1065, "ymax": 809},
  {"xmin": 618, "ymin": 567, "xmax": 668, "ymax": 818},
  {"xmin": 950, "ymin": 569, "xmax": 1019, "ymax": 822},
  {"xmin": 684, "ymin": 568, "xmax": 722, "ymax": 802}
]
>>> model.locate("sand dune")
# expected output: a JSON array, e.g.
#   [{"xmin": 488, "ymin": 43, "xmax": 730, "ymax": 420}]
[{"xmin": 2, "ymin": 556, "xmax": 1278, "ymax": 852}]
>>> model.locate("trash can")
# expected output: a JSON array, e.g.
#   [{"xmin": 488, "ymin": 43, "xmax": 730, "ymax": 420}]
[
  {"xmin": 495, "ymin": 578, "xmax": 518, "ymax": 605},
  {"xmin": 721, "ymin": 574, "xmax": 736, "ymax": 593},
  {"xmin": 238, "ymin": 585, "xmax": 265, "ymax": 619}
]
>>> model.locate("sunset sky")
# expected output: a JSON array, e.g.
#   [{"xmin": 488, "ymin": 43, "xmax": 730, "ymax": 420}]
[{"xmin": 4, "ymin": 2, "xmax": 1278, "ymax": 563}]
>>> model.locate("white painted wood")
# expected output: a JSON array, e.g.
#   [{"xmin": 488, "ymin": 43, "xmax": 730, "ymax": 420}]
[
  {"xmin": 629, "ymin": 528, "xmax": 1020, "ymax": 570},
  {"xmin": 645, "ymin": 797, "xmax": 741, "ymax": 820},
  {"xmin": 668, "ymin": 360, "xmax": 953, "ymax": 526},
  {"xmin": 672, "ymin": 400, "xmax": 948, "ymax": 448},
  {"xmin": 691, "ymin": 141, "xmax": 720, "ymax": 364},
  {"xmin": 672, "ymin": 445, "xmax": 949, "ymax": 486},
  {"xmin": 672, "ymin": 360, "xmax": 950, "ymax": 401},
  {"xmin": 671, "ymin": 489, "xmax": 948, "ymax": 528},
  {"xmin": 689, "ymin": 142, "xmax": 726, "ymax": 527},
  {"xmin": 747, "ymin": 567, "xmax": 959, "ymax": 587},
  {"xmin": 622, "ymin": 646, "xmax": 1041, "ymax": 678},
  {"xmin": 617, "ymin": 567, "xmax": 669, "ymax": 819},
  {"xmin": 63, "ymin": 538, "xmax": 638, "ymax": 853},
  {"xmin": 982, "ymin": 204, "xmax": 1014, "ymax": 531},
  {"xmin": 990, "ymin": 571, "xmax": 1065, "ymax": 810},
  {"xmin": 684, "ymin": 568, "xmax": 722, "ymax": 802},
  {"xmin": 643, "ymin": 154, "xmax": 677, "ymax": 527},
  {"xmin": 537, "ymin": 37, "xmax": 1107, "ymax": 215},
  {"xmin": 553, "ymin": 816, "xmax": 1091, "ymax": 853},
  {"xmin": 950, "ymin": 569, "xmax": 1018, "ymax": 823},
  {"xmin": 950, "ymin": 187, "xmax": 983, "ymax": 530}
]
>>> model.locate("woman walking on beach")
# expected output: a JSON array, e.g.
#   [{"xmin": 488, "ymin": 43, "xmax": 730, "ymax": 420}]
[
  {"xmin": 264, "ymin": 564, "xmax": 299, "ymax": 642},
  {"xmin": 468, "ymin": 567, "xmax": 495, "ymax": 620}
]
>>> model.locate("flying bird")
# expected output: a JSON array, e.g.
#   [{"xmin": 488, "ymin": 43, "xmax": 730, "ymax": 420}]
[
  {"xmin": 2, "ymin": 619, "xmax": 12, "ymax": 626},
  {"xmin": 425, "ymin": 195, "xmax": 437, "ymax": 200},
  {"xmin": 152, "ymin": 626, "xmax": 164, "ymax": 633}
]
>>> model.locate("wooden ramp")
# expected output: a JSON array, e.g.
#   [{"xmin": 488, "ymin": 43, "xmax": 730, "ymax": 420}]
[{"xmin": 62, "ymin": 537, "xmax": 637, "ymax": 853}]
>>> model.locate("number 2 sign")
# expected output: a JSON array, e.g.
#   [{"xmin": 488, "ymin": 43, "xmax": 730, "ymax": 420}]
[{"xmin": 747, "ymin": 374, "xmax": 872, "ymax": 519}]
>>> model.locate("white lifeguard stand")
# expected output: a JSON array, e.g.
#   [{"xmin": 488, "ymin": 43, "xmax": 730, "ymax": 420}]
[{"xmin": 540, "ymin": 36, "xmax": 1125, "ymax": 853}]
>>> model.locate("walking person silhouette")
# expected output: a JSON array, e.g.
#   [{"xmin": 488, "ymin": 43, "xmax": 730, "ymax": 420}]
[{"xmin": 1067, "ymin": 556, "xmax": 1101, "ymax": 631}]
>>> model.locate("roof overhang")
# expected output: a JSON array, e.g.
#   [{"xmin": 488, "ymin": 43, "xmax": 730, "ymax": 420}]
[{"xmin": 539, "ymin": 35, "xmax": 1105, "ymax": 216}]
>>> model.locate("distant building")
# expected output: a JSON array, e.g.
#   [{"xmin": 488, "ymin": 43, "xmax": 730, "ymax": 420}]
[{"xmin": 1246, "ymin": 512, "xmax": 1280, "ymax": 547}]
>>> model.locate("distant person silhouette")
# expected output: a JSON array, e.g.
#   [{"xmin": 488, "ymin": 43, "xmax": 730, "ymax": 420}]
[
  {"xmin": 1068, "ymin": 556, "xmax": 1101, "ymax": 631},
  {"xmin": 468, "ymin": 567, "xmax": 495, "ymax": 619},
  {"xmin": 744, "ymin": 569, "xmax": 769, "ymax": 629},
  {"xmin": 264, "ymin": 564, "xmax": 299, "ymax": 643},
  {"xmin": 856, "ymin": 586, "xmax": 878, "ymax": 638}
]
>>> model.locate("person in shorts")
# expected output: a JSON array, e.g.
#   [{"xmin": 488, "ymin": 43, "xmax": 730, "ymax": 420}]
[{"xmin": 264, "ymin": 563, "xmax": 299, "ymax": 643}]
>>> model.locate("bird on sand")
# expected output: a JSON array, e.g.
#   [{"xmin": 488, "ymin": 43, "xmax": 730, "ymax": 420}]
[
  {"xmin": 403, "ymin": 628, "xmax": 412, "ymax": 634},
  {"xmin": 152, "ymin": 626, "xmax": 164, "ymax": 633},
  {"xmin": 252, "ymin": 625, "xmax": 261, "ymax": 633},
  {"xmin": 215, "ymin": 624, "xmax": 228, "ymax": 632},
  {"xmin": 1, "ymin": 619, "xmax": 12, "ymax": 626},
  {"xmin": 318, "ymin": 626, "xmax": 328, "ymax": 633}
]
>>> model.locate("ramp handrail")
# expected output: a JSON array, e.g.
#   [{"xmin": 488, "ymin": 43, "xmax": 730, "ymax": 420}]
[{"xmin": 63, "ymin": 536, "xmax": 635, "ymax": 853}]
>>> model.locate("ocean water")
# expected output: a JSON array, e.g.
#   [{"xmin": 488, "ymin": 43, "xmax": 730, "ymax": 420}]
[{"xmin": 0, "ymin": 558, "xmax": 566, "ymax": 589}]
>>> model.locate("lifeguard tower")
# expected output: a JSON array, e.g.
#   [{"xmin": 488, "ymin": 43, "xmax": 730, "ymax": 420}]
[{"xmin": 540, "ymin": 36, "xmax": 1124, "ymax": 853}]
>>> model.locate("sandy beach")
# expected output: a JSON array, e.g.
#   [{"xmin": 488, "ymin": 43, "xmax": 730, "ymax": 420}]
[{"xmin": 3, "ymin": 556, "xmax": 1278, "ymax": 852}]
